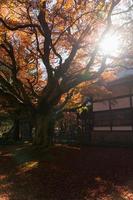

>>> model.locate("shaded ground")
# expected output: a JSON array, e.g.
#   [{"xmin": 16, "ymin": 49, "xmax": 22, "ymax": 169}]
[{"xmin": 1, "ymin": 144, "xmax": 133, "ymax": 199}]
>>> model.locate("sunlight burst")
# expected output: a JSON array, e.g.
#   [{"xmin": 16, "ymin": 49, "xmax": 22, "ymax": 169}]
[{"xmin": 99, "ymin": 33, "xmax": 121, "ymax": 56}]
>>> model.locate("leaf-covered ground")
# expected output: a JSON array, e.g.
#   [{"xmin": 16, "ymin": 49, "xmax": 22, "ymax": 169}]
[{"xmin": 1, "ymin": 144, "xmax": 133, "ymax": 200}]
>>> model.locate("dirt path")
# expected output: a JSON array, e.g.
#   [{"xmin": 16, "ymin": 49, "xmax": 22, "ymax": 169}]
[{"xmin": 1, "ymin": 144, "xmax": 133, "ymax": 200}]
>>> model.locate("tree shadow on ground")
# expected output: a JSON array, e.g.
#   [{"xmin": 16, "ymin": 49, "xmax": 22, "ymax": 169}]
[{"xmin": 1, "ymin": 144, "xmax": 133, "ymax": 199}]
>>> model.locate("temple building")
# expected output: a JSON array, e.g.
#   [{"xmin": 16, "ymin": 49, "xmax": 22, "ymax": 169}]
[{"xmin": 92, "ymin": 70, "xmax": 133, "ymax": 145}]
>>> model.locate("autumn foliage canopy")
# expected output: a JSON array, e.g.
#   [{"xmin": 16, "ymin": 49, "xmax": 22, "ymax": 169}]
[{"xmin": 0, "ymin": 0, "xmax": 132, "ymax": 144}]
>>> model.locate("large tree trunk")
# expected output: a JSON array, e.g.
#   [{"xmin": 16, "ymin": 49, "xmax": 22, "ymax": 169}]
[
  {"xmin": 33, "ymin": 114, "xmax": 53, "ymax": 146},
  {"xmin": 12, "ymin": 119, "xmax": 20, "ymax": 141},
  {"xmin": 48, "ymin": 119, "xmax": 55, "ymax": 146}
]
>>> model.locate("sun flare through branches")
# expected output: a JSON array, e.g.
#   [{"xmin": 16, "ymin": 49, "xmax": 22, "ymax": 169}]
[{"xmin": 99, "ymin": 33, "xmax": 121, "ymax": 56}]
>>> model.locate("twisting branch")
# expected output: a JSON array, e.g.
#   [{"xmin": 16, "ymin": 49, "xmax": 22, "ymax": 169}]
[
  {"xmin": 55, "ymin": 89, "xmax": 75, "ymax": 112},
  {"xmin": 1, "ymin": 35, "xmax": 31, "ymax": 104},
  {"xmin": 0, "ymin": 17, "xmax": 43, "ymax": 35},
  {"xmin": 53, "ymin": 9, "xmax": 99, "ymax": 47},
  {"xmin": 50, "ymin": 43, "xmax": 63, "ymax": 67},
  {"xmin": 0, "ymin": 89, "xmax": 20, "ymax": 105},
  {"xmin": 85, "ymin": 0, "xmax": 120, "ymax": 71},
  {"xmin": 38, "ymin": 3, "xmax": 53, "ymax": 80},
  {"xmin": 26, "ymin": 79, "xmax": 39, "ymax": 99},
  {"xmin": 0, "ymin": 75, "xmax": 23, "ymax": 102},
  {"xmin": 60, "ymin": 0, "xmax": 121, "ymax": 93},
  {"xmin": 0, "ymin": 60, "xmax": 12, "ymax": 70},
  {"xmin": 27, "ymin": 5, "xmax": 43, "ymax": 57},
  {"xmin": 55, "ymin": 42, "xmax": 79, "ymax": 80}
]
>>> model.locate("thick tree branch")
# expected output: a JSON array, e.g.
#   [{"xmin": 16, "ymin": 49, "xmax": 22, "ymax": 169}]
[
  {"xmin": 38, "ymin": 6, "xmax": 53, "ymax": 80},
  {"xmin": 0, "ymin": 17, "xmax": 41, "ymax": 32},
  {"xmin": 0, "ymin": 75, "xmax": 23, "ymax": 102},
  {"xmin": 0, "ymin": 89, "xmax": 20, "ymax": 105},
  {"xmin": 0, "ymin": 60, "xmax": 12, "ymax": 70},
  {"xmin": 55, "ymin": 89, "xmax": 74, "ymax": 112},
  {"xmin": 1, "ymin": 36, "xmax": 31, "ymax": 104}
]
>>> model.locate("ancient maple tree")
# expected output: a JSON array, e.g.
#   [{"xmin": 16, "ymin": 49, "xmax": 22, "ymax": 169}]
[{"xmin": 0, "ymin": 0, "xmax": 132, "ymax": 145}]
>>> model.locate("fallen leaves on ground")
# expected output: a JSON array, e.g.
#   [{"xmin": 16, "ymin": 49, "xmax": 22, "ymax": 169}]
[{"xmin": 1, "ymin": 144, "xmax": 133, "ymax": 200}]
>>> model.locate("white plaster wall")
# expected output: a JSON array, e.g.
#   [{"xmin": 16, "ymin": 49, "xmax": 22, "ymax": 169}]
[
  {"xmin": 93, "ymin": 127, "xmax": 111, "ymax": 131},
  {"xmin": 112, "ymin": 126, "xmax": 132, "ymax": 131},
  {"xmin": 93, "ymin": 126, "xmax": 132, "ymax": 131}
]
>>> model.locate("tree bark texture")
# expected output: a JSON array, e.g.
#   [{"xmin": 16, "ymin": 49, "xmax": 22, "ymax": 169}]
[{"xmin": 34, "ymin": 114, "xmax": 52, "ymax": 146}]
